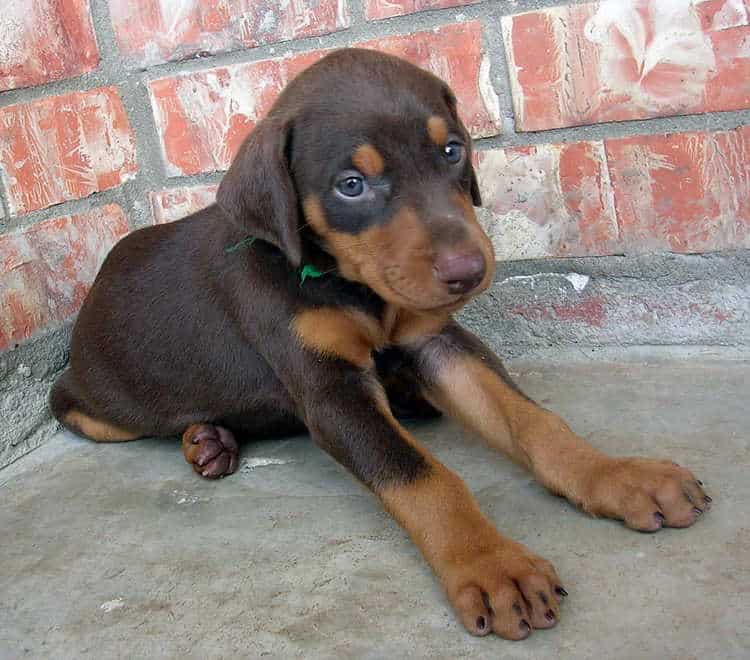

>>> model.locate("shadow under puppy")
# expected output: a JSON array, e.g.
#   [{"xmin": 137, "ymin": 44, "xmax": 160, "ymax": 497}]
[{"xmin": 50, "ymin": 49, "xmax": 711, "ymax": 640}]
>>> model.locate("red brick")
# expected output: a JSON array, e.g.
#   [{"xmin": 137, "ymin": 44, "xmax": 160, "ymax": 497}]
[
  {"xmin": 109, "ymin": 0, "xmax": 350, "ymax": 67},
  {"xmin": 605, "ymin": 126, "xmax": 750, "ymax": 253},
  {"xmin": 475, "ymin": 141, "xmax": 619, "ymax": 259},
  {"xmin": 149, "ymin": 59, "xmax": 296, "ymax": 177},
  {"xmin": 705, "ymin": 27, "xmax": 750, "ymax": 113},
  {"xmin": 0, "ymin": 0, "xmax": 99, "ymax": 92},
  {"xmin": 0, "ymin": 204, "xmax": 129, "ymax": 350},
  {"xmin": 365, "ymin": 0, "xmax": 479, "ymax": 21},
  {"xmin": 150, "ymin": 21, "xmax": 500, "ymax": 176},
  {"xmin": 150, "ymin": 185, "xmax": 218, "ymax": 224},
  {"xmin": 0, "ymin": 88, "xmax": 137, "ymax": 215},
  {"xmin": 503, "ymin": 1, "xmax": 750, "ymax": 131}
]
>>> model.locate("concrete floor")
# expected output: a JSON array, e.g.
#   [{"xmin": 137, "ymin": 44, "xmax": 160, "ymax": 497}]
[{"xmin": 1, "ymin": 356, "xmax": 748, "ymax": 659}]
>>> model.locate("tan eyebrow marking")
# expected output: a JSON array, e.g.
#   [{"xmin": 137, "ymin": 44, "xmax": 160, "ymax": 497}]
[
  {"xmin": 352, "ymin": 143, "xmax": 385, "ymax": 177},
  {"xmin": 427, "ymin": 115, "xmax": 449, "ymax": 146}
]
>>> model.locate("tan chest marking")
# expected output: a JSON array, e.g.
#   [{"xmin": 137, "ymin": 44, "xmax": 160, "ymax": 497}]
[
  {"xmin": 293, "ymin": 305, "xmax": 450, "ymax": 369},
  {"xmin": 293, "ymin": 307, "xmax": 386, "ymax": 369}
]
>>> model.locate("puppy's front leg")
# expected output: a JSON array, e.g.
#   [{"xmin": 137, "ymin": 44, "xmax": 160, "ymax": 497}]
[
  {"xmin": 407, "ymin": 322, "xmax": 711, "ymax": 532},
  {"xmin": 293, "ymin": 358, "xmax": 564, "ymax": 639}
]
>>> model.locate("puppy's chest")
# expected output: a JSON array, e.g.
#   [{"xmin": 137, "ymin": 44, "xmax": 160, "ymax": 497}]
[{"xmin": 293, "ymin": 294, "xmax": 448, "ymax": 368}]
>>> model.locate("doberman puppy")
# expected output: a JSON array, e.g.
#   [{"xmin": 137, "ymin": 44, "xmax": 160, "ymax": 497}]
[{"xmin": 50, "ymin": 49, "xmax": 711, "ymax": 640}]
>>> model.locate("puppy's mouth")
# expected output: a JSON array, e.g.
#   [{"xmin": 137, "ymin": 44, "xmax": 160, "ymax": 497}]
[{"xmin": 382, "ymin": 273, "xmax": 468, "ymax": 312}]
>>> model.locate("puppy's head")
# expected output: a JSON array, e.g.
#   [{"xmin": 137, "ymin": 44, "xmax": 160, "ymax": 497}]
[{"xmin": 218, "ymin": 48, "xmax": 494, "ymax": 312}]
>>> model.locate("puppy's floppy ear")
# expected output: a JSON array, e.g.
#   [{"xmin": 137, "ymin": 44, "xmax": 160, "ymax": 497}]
[
  {"xmin": 469, "ymin": 166, "xmax": 482, "ymax": 207},
  {"xmin": 442, "ymin": 86, "xmax": 482, "ymax": 207},
  {"xmin": 217, "ymin": 116, "xmax": 301, "ymax": 267}
]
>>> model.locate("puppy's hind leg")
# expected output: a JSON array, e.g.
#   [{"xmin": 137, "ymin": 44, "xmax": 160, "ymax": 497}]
[{"xmin": 49, "ymin": 370, "xmax": 140, "ymax": 442}]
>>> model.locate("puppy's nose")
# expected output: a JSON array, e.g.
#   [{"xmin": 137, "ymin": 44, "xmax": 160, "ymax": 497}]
[{"xmin": 434, "ymin": 251, "xmax": 486, "ymax": 295}]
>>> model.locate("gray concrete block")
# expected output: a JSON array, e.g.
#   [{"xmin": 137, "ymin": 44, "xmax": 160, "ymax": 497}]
[
  {"xmin": 461, "ymin": 251, "xmax": 750, "ymax": 358},
  {"xmin": 0, "ymin": 324, "xmax": 70, "ymax": 469}
]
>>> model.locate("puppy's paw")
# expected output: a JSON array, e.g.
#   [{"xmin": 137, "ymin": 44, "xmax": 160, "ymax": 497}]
[
  {"xmin": 443, "ymin": 540, "xmax": 565, "ymax": 640},
  {"xmin": 583, "ymin": 457, "xmax": 711, "ymax": 532},
  {"xmin": 181, "ymin": 424, "xmax": 239, "ymax": 478}
]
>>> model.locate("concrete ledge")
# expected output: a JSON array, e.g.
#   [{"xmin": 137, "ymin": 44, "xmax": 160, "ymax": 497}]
[
  {"xmin": 461, "ymin": 250, "xmax": 750, "ymax": 358},
  {"xmin": 0, "ymin": 323, "xmax": 71, "ymax": 469}
]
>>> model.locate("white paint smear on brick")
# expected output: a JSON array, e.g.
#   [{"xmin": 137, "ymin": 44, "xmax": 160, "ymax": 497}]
[
  {"xmin": 0, "ymin": 0, "xmax": 31, "ymax": 69},
  {"xmin": 478, "ymin": 207, "xmax": 555, "ymax": 260},
  {"xmin": 585, "ymin": 0, "xmax": 716, "ymax": 111},
  {"xmin": 479, "ymin": 54, "xmax": 502, "ymax": 127},
  {"xmin": 336, "ymin": 0, "xmax": 349, "ymax": 27},
  {"xmin": 695, "ymin": 0, "xmax": 749, "ymax": 30}
]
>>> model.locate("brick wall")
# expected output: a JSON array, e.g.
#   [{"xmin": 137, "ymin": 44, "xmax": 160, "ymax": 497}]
[{"xmin": 1, "ymin": 0, "xmax": 749, "ymax": 353}]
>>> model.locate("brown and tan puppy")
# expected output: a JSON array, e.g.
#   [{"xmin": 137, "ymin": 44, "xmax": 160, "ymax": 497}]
[{"xmin": 50, "ymin": 49, "xmax": 710, "ymax": 640}]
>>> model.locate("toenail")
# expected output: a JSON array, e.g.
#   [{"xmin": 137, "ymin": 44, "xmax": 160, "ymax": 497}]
[
  {"xmin": 693, "ymin": 507, "xmax": 703, "ymax": 515},
  {"xmin": 476, "ymin": 615, "xmax": 486, "ymax": 631},
  {"xmin": 654, "ymin": 511, "xmax": 665, "ymax": 523},
  {"xmin": 520, "ymin": 619, "xmax": 530, "ymax": 631},
  {"xmin": 555, "ymin": 586, "xmax": 568, "ymax": 598},
  {"xmin": 481, "ymin": 591, "xmax": 493, "ymax": 615},
  {"xmin": 545, "ymin": 609, "xmax": 555, "ymax": 621},
  {"xmin": 704, "ymin": 495, "xmax": 712, "ymax": 503},
  {"xmin": 697, "ymin": 480, "xmax": 703, "ymax": 486}
]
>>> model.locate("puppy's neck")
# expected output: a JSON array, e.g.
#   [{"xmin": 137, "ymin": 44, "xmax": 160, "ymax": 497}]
[
  {"xmin": 299, "ymin": 233, "xmax": 451, "ymax": 346},
  {"xmin": 298, "ymin": 236, "xmax": 338, "ymax": 279},
  {"xmin": 381, "ymin": 305, "xmax": 451, "ymax": 346}
]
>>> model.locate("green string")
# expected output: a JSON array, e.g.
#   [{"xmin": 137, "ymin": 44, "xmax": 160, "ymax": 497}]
[
  {"xmin": 298, "ymin": 264, "xmax": 324, "ymax": 285},
  {"xmin": 225, "ymin": 236, "xmax": 325, "ymax": 285},
  {"xmin": 224, "ymin": 236, "xmax": 256, "ymax": 253}
]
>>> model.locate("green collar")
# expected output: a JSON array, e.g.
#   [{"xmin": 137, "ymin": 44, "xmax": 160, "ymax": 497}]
[
  {"xmin": 225, "ymin": 236, "xmax": 325, "ymax": 285},
  {"xmin": 298, "ymin": 263, "xmax": 324, "ymax": 284}
]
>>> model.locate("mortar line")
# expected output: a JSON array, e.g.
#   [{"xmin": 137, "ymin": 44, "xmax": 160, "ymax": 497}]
[
  {"xmin": 472, "ymin": 108, "xmax": 750, "ymax": 151},
  {"xmin": 348, "ymin": 0, "xmax": 367, "ymax": 25},
  {"xmin": 481, "ymin": 5, "xmax": 521, "ymax": 142},
  {"xmin": 0, "ymin": 175, "xmax": 10, "ymax": 228},
  {"xmin": 88, "ymin": 0, "xmax": 176, "ymax": 229}
]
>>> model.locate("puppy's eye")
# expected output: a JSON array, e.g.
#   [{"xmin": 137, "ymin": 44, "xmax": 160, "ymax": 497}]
[
  {"xmin": 335, "ymin": 174, "xmax": 366, "ymax": 199},
  {"xmin": 443, "ymin": 140, "xmax": 464, "ymax": 165}
]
